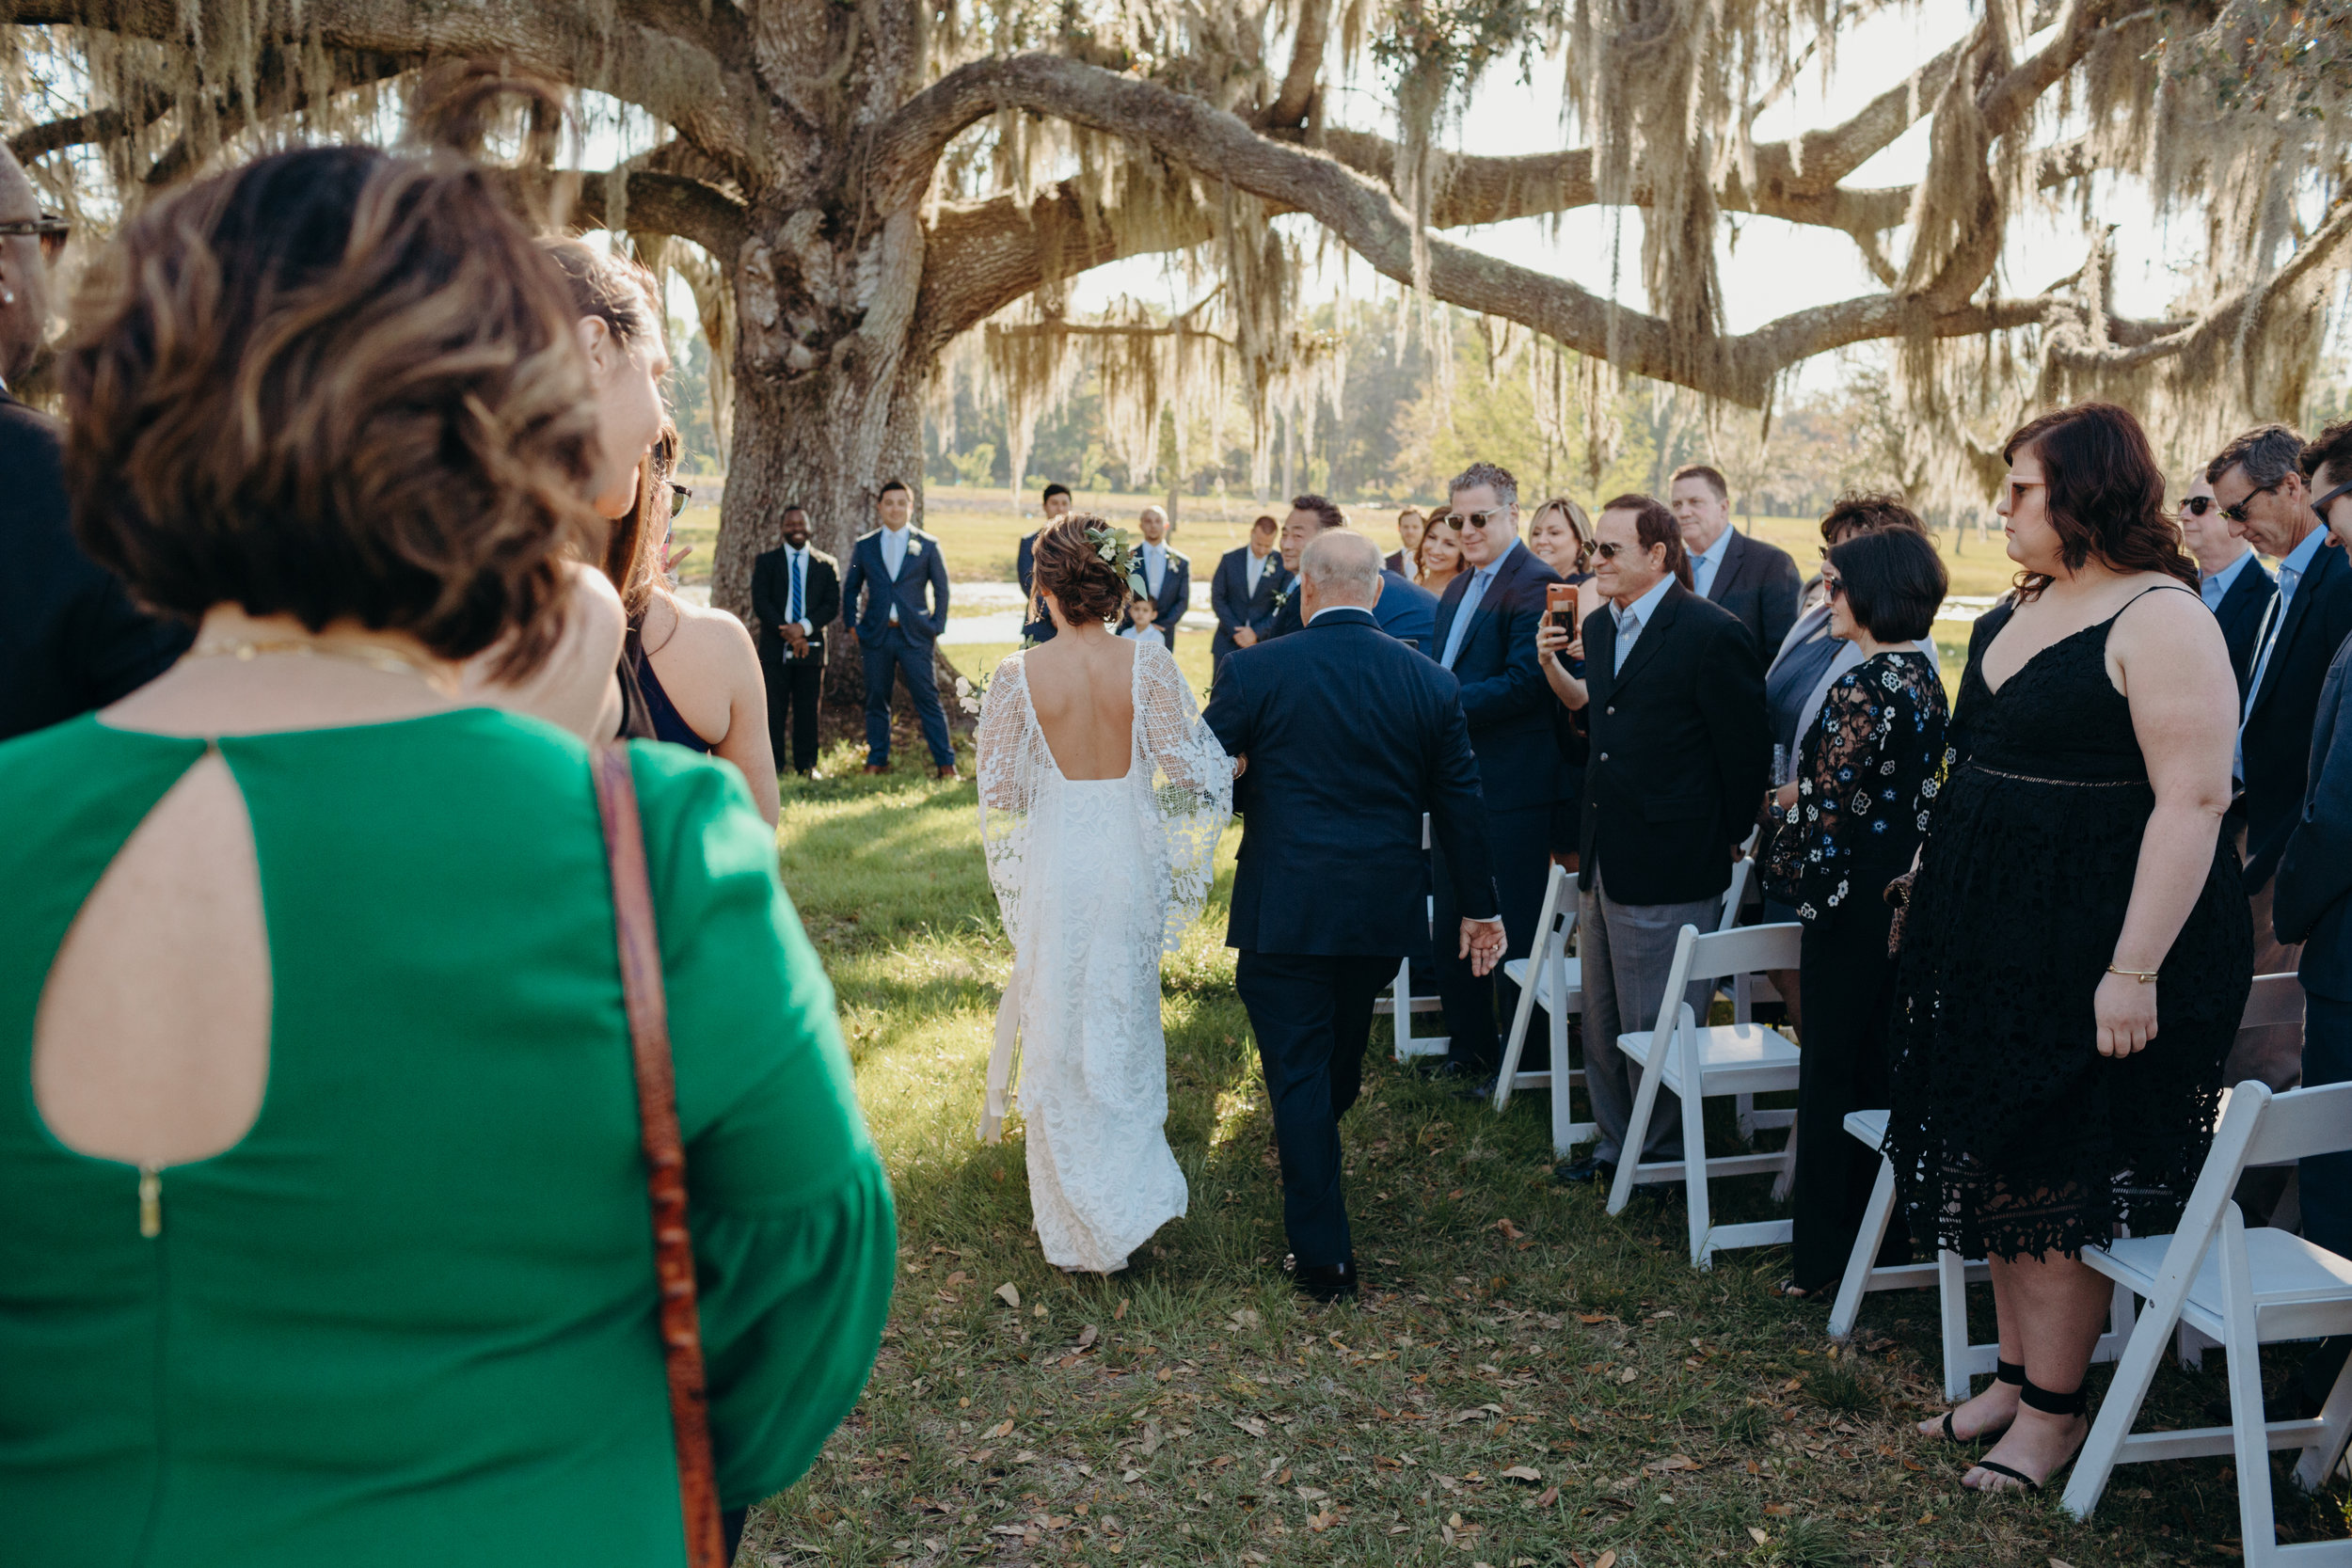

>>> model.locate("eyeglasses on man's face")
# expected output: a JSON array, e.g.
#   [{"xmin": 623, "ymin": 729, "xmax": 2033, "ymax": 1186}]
[
  {"xmin": 1593, "ymin": 540, "xmax": 1637, "ymax": 562},
  {"xmin": 2176, "ymin": 495, "xmax": 2216, "ymax": 519},
  {"xmin": 1443, "ymin": 507, "xmax": 1511, "ymax": 531},
  {"xmin": 0, "ymin": 212, "xmax": 70, "ymax": 264},
  {"xmin": 2221, "ymin": 480, "xmax": 2280, "ymax": 525},
  {"xmin": 2313, "ymin": 479, "xmax": 2352, "ymax": 529}
]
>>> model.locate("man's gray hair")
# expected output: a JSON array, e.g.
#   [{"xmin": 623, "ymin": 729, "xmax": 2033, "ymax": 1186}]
[
  {"xmin": 1448, "ymin": 461, "xmax": 1519, "ymax": 510},
  {"xmin": 1301, "ymin": 528, "xmax": 1383, "ymax": 605},
  {"xmin": 2208, "ymin": 424, "xmax": 2304, "ymax": 488}
]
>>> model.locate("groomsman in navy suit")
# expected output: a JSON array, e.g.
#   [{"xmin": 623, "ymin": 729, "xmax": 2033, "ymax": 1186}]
[
  {"xmin": 2178, "ymin": 474, "xmax": 2279, "ymax": 700},
  {"xmin": 1118, "ymin": 505, "xmax": 1189, "ymax": 649},
  {"xmin": 1205, "ymin": 529, "xmax": 1502, "ymax": 1302},
  {"xmin": 1264, "ymin": 495, "xmax": 1439, "ymax": 648},
  {"xmin": 1670, "ymin": 464, "xmax": 1802, "ymax": 659},
  {"xmin": 1210, "ymin": 514, "xmax": 1287, "ymax": 677},
  {"xmin": 1015, "ymin": 482, "xmax": 1072, "ymax": 643},
  {"xmin": 1422, "ymin": 461, "xmax": 1569, "ymax": 1092},
  {"xmin": 841, "ymin": 479, "xmax": 957, "ymax": 779}
]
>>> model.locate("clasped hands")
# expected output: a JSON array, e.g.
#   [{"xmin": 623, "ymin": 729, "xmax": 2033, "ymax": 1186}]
[{"xmin": 1459, "ymin": 918, "xmax": 1505, "ymax": 977}]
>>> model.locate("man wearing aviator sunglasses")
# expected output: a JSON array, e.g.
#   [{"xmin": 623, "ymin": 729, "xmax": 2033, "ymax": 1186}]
[{"xmin": 2176, "ymin": 475, "xmax": 2277, "ymax": 699}]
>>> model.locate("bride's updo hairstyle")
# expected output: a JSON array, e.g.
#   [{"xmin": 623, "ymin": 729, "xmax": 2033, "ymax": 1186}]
[{"xmin": 1028, "ymin": 513, "xmax": 1131, "ymax": 626}]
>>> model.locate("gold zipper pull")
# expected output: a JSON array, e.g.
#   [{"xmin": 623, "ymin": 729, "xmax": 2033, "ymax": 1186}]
[{"xmin": 138, "ymin": 1165, "xmax": 162, "ymax": 1239}]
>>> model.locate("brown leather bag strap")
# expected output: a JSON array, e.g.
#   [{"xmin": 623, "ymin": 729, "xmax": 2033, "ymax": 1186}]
[{"xmin": 591, "ymin": 742, "xmax": 728, "ymax": 1568}]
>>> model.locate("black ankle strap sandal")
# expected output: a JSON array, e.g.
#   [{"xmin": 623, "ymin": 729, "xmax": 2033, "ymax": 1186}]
[
  {"xmin": 1971, "ymin": 1376, "xmax": 2090, "ymax": 1493},
  {"xmin": 1938, "ymin": 1360, "xmax": 2026, "ymax": 1443}
]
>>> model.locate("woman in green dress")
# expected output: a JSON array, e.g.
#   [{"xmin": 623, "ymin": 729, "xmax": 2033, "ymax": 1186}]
[{"xmin": 0, "ymin": 146, "xmax": 895, "ymax": 1566}]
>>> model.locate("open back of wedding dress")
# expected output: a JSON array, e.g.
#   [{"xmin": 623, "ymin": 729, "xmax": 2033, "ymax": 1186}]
[{"xmin": 975, "ymin": 640, "xmax": 1232, "ymax": 1273}]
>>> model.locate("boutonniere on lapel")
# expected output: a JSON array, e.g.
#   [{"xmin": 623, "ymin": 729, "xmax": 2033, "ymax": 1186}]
[
  {"xmin": 903, "ymin": 535, "xmax": 924, "ymax": 558},
  {"xmin": 1270, "ymin": 583, "xmax": 1292, "ymax": 614}
]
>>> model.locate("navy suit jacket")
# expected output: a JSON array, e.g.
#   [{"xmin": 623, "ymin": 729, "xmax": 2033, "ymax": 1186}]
[
  {"xmin": 2278, "ymin": 627, "xmax": 2352, "ymax": 1002},
  {"xmin": 1704, "ymin": 529, "xmax": 1804, "ymax": 660},
  {"xmin": 1263, "ymin": 568, "xmax": 1439, "ymax": 649},
  {"xmin": 0, "ymin": 391, "xmax": 189, "ymax": 741},
  {"xmin": 2241, "ymin": 538, "xmax": 2352, "ymax": 889},
  {"xmin": 1210, "ymin": 545, "xmax": 1287, "ymax": 659},
  {"xmin": 1571, "ymin": 583, "xmax": 1772, "ymax": 906},
  {"xmin": 1118, "ymin": 544, "xmax": 1189, "ymax": 649},
  {"xmin": 1015, "ymin": 531, "xmax": 1055, "ymax": 642},
  {"xmin": 1427, "ymin": 539, "xmax": 1569, "ymax": 814},
  {"xmin": 2211, "ymin": 553, "xmax": 2280, "ymax": 702},
  {"xmin": 843, "ymin": 526, "xmax": 951, "ymax": 642},
  {"xmin": 1204, "ymin": 608, "xmax": 1498, "ymax": 957}
]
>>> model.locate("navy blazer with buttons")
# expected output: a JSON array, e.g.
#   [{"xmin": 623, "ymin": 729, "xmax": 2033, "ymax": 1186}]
[
  {"xmin": 2241, "ymin": 537, "xmax": 2352, "ymax": 890},
  {"xmin": 1702, "ymin": 528, "xmax": 1804, "ymax": 660},
  {"xmin": 1263, "ymin": 567, "xmax": 1439, "ymax": 649},
  {"xmin": 2277, "ymin": 627, "xmax": 2352, "ymax": 1002},
  {"xmin": 842, "ymin": 526, "xmax": 951, "ymax": 642},
  {"xmin": 1203, "ymin": 607, "xmax": 1498, "ymax": 957},
  {"xmin": 1015, "ymin": 531, "xmax": 1055, "ymax": 642},
  {"xmin": 1118, "ymin": 544, "xmax": 1190, "ymax": 649},
  {"xmin": 1210, "ymin": 544, "xmax": 1287, "ymax": 662},
  {"xmin": 2210, "ymin": 551, "xmax": 2280, "ymax": 702},
  {"xmin": 1426, "ymin": 538, "xmax": 1569, "ymax": 814}
]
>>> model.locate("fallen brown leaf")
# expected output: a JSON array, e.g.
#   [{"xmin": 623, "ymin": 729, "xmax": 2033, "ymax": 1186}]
[
  {"xmin": 1496, "ymin": 1217, "xmax": 1524, "ymax": 1241},
  {"xmin": 994, "ymin": 1283, "xmax": 1021, "ymax": 1309},
  {"xmin": 1113, "ymin": 1297, "xmax": 1129, "ymax": 1321},
  {"xmin": 985, "ymin": 1418, "xmax": 1013, "ymax": 1439},
  {"xmin": 1075, "ymin": 1324, "xmax": 1099, "ymax": 1350},
  {"xmin": 1232, "ymin": 1416, "xmax": 1268, "ymax": 1438},
  {"xmin": 1499, "ymin": 1465, "xmax": 1542, "ymax": 1482}
]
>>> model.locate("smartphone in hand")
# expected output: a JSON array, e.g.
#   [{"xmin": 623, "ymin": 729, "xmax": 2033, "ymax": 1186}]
[{"xmin": 1545, "ymin": 581, "xmax": 1577, "ymax": 631}]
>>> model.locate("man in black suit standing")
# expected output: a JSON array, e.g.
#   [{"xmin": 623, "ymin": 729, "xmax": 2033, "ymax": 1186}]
[
  {"xmin": 0, "ymin": 144, "xmax": 189, "ymax": 741},
  {"xmin": 1016, "ymin": 483, "xmax": 1073, "ymax": 643},
  {"xmin": 2213, "ymin": 422, "xmax": 2352, "ymax": 973},
  {"xmin": 750, "ymin": 505, "xmax": 841, "ymax": 777},
  {"xmin": 1210, "ymin": 513, "xmax": 1286, "ymax": 677},
  {"xmin": 1204, "ymin": 529, "xmax": 1503, "ymax": 1302},
  {"xmin": 1553, "ymin": 494, "xmax": 1770, "ymax": 1187},
  {"xmin": 841, "ymin": 479, "xmax": 957, "ymax": 779},
  {"xmin": 1118, "ymin": 504, "xmax": 1189, "ymax": 649},
  {"xmin": 1669, "ymin": 464, "xmax": 1801, "ymax": 659},
  {"xmin": 1264, "ymin": 495, "xmax": 1440, "ymax": 647},
  {"xmin": 2179, "ymin": 473, "xmax": 2279, "ymax": 700},
  {"xmin": 1422, "ymin": 461, "xmax": 1569, "ymax": 1092}
]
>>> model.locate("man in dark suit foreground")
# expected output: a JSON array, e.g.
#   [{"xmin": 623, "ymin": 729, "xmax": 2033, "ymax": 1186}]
[
  {"xmin": 1554, "ymin": 494, "xmax": 1770, "ymax": 1187},
  {"xmin": 841, "ymin": 479, "xmax": 957, "ymax": 778},
  {"xmin": 2269, "ymin": 422, "xmax": 2352, "ymax": 1418},
  {"xmin": 2213, "ymin": 422, "xmax": 2352, "ymax": 972},
  {"xmin": 1670, "ymin": 464, "xmax": 1801, "ymax": 660},
  {"xmin": 1210, "ymin": 514, "xmax": 1287, "ymax": 676},
  {"xmin": 1204, "ymin": 530, "xmax": 1503, "ymax": 1302},
  {"xmin": 0, "ymin": 144, "xmax": 188, "ymax": 741},
  {"xmin": 1423, "ymin": 461, "xmax": 1568, "ymax": 1091},
  {"xmin": 2179, "ymin": 474, "xmax": 2279, "ymax": 701},
  {"xmin": 750, "ymin": 505, "xmax": 842, "ymax": 776}
]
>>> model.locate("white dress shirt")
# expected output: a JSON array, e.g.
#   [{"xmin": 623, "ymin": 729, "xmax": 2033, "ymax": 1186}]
[
  {"xmin": 879, "ymin": 524, "xmax": 908, "ymax": 624},
  {"xmin": 1611, "ymin": 571, "xmax": 1677, "ymax": 674},
  {"xmin": 1245, "ymin": 546, "xmax": 1268, "ymax": 598},
  {"xmin": 1143, "ymin": 541, "xmax": 1167, "ymax": 597},
  {"xmin": 1689, "ymin": 526, "xmax": 1734, "ymax": 599}
]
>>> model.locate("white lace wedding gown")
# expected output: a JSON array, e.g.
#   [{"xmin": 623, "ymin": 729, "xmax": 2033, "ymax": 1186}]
[{"xmin": 975, "ymin": 640, "xmax": 1232, "ymax": 1273}]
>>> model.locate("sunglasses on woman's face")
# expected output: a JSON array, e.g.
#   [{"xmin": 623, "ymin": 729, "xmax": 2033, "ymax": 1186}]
[
  {"xmin": 669, "ymin": 483, "xmax": 692, "ymax": 520},
  {"xmin": 1822, "ymin": 571, "xmax": 1847, "ymax": 599},
  {"xmin": 0, "ymin": 212, "xmax": 70, "ymax": 263},
  {"xmin": 2177, "ymin": 495, "xmax": 2216, "ymax": 518}
]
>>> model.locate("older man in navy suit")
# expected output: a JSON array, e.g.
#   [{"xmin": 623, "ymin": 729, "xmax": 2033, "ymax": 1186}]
[
  {"xmin": 842, "ymin": 479, "xmax": 957, "ymax": 778},
  {"xmin": 1206, "ymin": 529, "xmax": 1502, "ymax": 1302},
  {"xmin": 1263, "ymin": 495, "xmax": 1440, "ymax": 648},
  {"xmin": 1422, "ymin": 461, "xmax": 1569, "ymax": 1091}
]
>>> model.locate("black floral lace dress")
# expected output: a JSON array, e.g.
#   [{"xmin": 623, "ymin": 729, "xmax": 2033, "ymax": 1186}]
[{"xmin": 1886, "ymin": 594, "xmax": 2251, "ymax": 1261}]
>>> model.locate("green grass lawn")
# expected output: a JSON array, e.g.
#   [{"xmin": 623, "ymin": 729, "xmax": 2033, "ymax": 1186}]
[{"xmin": 741, "ymin": 755, "xmax": 2348, "ymax": 1568}]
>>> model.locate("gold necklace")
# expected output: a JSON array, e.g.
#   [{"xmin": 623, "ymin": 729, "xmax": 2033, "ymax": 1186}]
[{"xmin": 187, "ymin": 635, "xmax": 456, "ymax": 693}]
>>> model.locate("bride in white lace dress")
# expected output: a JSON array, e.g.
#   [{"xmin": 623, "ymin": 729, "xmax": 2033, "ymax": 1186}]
[{"xmin": 975, "ymin": 515, "xmax": 1233, "ymax": 1274}]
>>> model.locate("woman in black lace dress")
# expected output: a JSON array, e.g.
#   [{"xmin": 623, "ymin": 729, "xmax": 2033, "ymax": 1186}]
[
  {"xmin": 1762, "ymin": 525, "xmax": 1949, "ymax": 1297},
  {"xmin": 1888, "ymin": 403, "xmax": 2249, "ymax": 1494}
]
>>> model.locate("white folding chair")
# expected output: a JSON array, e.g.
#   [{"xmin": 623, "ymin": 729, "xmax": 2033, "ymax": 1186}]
[
  {"xmin": 1379, "ymin": 813, "xmax": 1448, "ymax": 1061},
  {"xmin": 2063, "ymin": 1080, "xmax": 2352, "ymax": 1566},
  {"xmin": 1605, "ymin": 921, "xmax": 1805, "ymax": 1268},
  {"xmin": 1490, "ymin": 863, "xmax": 1587, "ymax": 1152}
]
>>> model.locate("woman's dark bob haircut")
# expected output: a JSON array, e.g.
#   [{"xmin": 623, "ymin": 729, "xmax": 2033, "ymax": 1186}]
[
  {"xmin": 2000, "ymin": 402, "xmax": 2197, "ymax": 600},
  {"xmin": 62, "ymin": 145, "xmax": 604, "ymax": 676},
  {"xmin": 1827, "ymin": 526, "xmax": 1948, "ymax": 644}
]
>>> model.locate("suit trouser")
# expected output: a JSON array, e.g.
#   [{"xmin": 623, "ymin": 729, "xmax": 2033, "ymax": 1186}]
[
  {"xmin": 861, "ymin": 625, "xmax": 955, "ymax": 768},
  {"xmin": 1578, "ymin": 871, "xmax": 1718, "ymax": 1165},
  {"xmin": 1429, "ymin": 802, "xmax": 1552, "ymax": 1071},
  {"xmin": 2289, "ymin": 996, "xmax": 2352, "ymax": 1405},
  {"xmin": 1234, "ymin": 951, "xmax": 1393, "ymax": 1268},
  {"xmin": 763, "ymin": 647, "xmax": 823, "ymax": 771}
]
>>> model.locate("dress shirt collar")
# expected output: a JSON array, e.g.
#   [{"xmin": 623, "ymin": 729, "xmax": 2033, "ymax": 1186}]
[
  {"xmin": 1470, "ymin": 535, "xmax": 1521, "ymax": 583},
  {"xmin": 2280, "ymin": 523, "xmax": 2327, "ymax": 592},
  {"xmin": 1308, "ymin": 603, "xmax": 1376, "ymax": 626},
  {"xmin": 1613, "ymin": 571, "xmax": 1675, "ymax": 633},
  {"xmin": 1692, "ymin": 526, "xmax": 1733, "ymax": 573},
  {"xmin": 2201, "ymin": 546, "xmax": 2253, "ymax": 606}
]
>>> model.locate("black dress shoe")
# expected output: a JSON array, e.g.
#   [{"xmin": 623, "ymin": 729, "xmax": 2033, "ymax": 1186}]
[
  {"xmin": 1293, "ymin": 1256, "xmax": 1359, "ymax": 1303},
  {"xmin": 1553, "ymin": 1154, "xmax": 1616, "ymax": 1187},
  {"xmin": 1452, "ymin": 1073, "xmax": 1502, "ymax": 1102}
]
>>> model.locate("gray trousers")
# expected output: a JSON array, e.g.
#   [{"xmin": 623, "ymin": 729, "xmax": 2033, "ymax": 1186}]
[{"xmin": 1579, "ymin": 872, "xmax": 1719, "ymax": 1165}]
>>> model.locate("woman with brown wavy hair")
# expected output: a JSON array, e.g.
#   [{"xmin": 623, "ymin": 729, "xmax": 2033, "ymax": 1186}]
[
  {"xmin": 1888, "ymin": 402, "xmax": 2249, "ymax": 1494},
  {"xmin": 0, "ymin": 146, "xmax": 892, "ymax": 1566}
]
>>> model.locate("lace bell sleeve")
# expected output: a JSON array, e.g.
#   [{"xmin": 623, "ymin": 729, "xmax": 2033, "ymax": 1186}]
[
  {"xmin": 1134, "ymin": 642, "xmax": 1233, "ymax": 952},
  {"xmin": 1773, "ymin": 668, "xmax": 1888, "ymax": 916},
  {"xmin": 974, "ymin": 654, "xmax": 1040, "ymax": 951}
]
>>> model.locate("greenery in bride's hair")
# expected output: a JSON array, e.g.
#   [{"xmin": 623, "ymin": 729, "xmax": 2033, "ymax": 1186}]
[{"xmin": 1083, "ymin": 521, "xmax": 1152, "ymax": 602}]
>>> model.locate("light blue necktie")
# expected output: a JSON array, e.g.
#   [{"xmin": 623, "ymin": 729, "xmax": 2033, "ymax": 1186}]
[
  {"xmin": 1613, "ymin": 609, "xmax": 1644, "ymax": 674},
  {"xmin": 1440, "ymin": 567, "xmax": 1492, "ymax": 668}
]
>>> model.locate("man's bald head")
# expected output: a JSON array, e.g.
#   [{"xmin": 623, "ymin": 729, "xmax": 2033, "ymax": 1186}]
[
  {"xmin": 1299, "ymin": 528, "xmax": 1382, "ymax": 612},
  {"xmin": 0, "ymin": 145, "xmax": 52, "ymax": 388}
]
